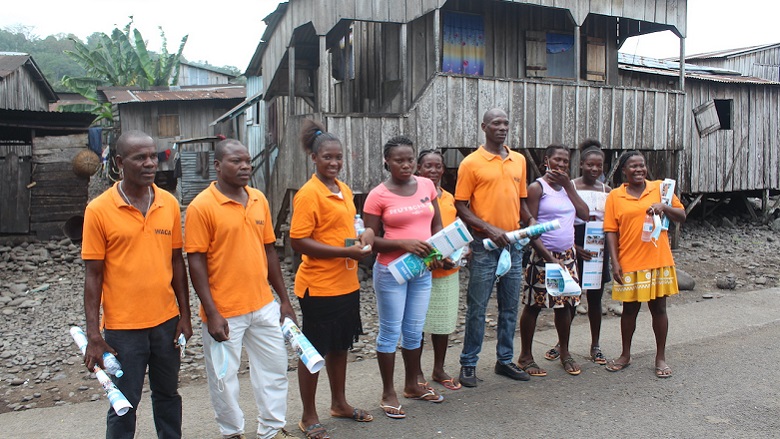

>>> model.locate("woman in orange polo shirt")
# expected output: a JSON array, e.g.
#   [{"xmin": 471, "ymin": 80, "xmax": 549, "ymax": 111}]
[
  {"xmin": 290, "ymin": 119, "xmax": 376, "ymax": 438},
  {"xmin": 603, "ymin": 151, "xmax": 686, "ymax": 378}
]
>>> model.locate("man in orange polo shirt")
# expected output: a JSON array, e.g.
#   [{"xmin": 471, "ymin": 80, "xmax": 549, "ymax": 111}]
[
  {"xmin": 81, "ymin": 130, "xmax": 192, "ymax": 438},
  {"xmin": 455, "ymin": 109, "xmax": 533, "ymax": 387},
  {"xmin": 185, "ymin": 139, "xmax": 298, "ymax": 439}
]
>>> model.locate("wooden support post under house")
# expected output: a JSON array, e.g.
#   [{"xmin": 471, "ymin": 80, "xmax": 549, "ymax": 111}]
[
  {"xmin": 288, "ymin": 45, "xmax": 296, "ymax": 115},
  {"xmin": 318, "ymin": 35, "xmax": 329, "ymax": 113}
]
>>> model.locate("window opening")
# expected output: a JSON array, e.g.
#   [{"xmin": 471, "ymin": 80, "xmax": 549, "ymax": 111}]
[{"xmin": 442, "ymin": 12, "xmax": 485, "ymax": 76}]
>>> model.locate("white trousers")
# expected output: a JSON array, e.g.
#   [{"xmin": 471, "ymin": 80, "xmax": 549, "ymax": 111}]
[{"xmin": 202, "ymin": 301, "xmax": 289, "ymax": 439}]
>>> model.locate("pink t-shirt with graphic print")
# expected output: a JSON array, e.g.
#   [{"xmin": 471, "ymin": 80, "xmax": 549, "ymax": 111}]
[{"xmin": 364, "ymin": 176, "xmax": 438, "ymax": 265}]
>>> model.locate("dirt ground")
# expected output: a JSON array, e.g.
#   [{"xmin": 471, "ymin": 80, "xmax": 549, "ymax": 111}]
[{"xmin": 1, "ymin": 183, "xmax": 778, "ymax": 414}]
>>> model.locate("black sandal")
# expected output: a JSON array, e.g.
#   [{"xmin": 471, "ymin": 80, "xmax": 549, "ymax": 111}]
[{"xmin": 590, "ymin": 346, "xmax": 607, "ymax": 365}]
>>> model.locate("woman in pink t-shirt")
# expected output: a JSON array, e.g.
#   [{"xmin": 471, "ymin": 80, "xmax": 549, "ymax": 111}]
[{"xmin": 363, "ymin": 136, "xmax": 446, "ymax": 419}]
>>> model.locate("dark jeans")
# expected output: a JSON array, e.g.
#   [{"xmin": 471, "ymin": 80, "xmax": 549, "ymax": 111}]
[
  {"xmin": 104, "ymin": 317, "xmax": 182, "ymax": 439},
  {"xmin": 460, "ymin": 241, "xmax": 524, "ymax": 367}
]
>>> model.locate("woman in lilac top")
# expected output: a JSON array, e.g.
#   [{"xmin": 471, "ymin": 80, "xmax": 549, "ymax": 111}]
[
  {"xmin": 363, "ymin": 136, "xmax": 446, "ymax": 419},
  {"xmin": 517, "ymin": 145, "xmax": 588, "ymax": 377}
]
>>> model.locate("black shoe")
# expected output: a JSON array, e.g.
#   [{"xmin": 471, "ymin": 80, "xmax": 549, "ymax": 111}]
[
  {"xmin": 459, "ymin": 366, "xmax": 478, "ymax": 387},
  {"xmin": 494, "ymin": 361, "xmax": 531, "ymax": 381}
]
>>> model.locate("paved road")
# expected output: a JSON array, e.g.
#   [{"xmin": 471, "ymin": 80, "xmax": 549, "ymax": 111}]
[{"xmin": 3, "ymin": 288, "xmax": 779, "ymax": 438}]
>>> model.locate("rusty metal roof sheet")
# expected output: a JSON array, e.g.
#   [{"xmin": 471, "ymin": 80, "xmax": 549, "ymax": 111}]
[
  {"xmin": 99, "ymin": 84, "xmax": 245, "ymax": 104},
  {"xmin": 619, "ymin": 53, "xmax": 780, "ymax": 86}
]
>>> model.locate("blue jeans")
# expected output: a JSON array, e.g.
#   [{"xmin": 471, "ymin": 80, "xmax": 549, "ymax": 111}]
[
  {"xmin": 460, "ymin": 242, "xmax": 524, "ymax": 367},
  {"xmin": 104, "ymin": 317, "xmax": 182, "ymax": 439},
  {"xmin": 373, "ymin": 262, "xmax": 432, "ymax": 353}
]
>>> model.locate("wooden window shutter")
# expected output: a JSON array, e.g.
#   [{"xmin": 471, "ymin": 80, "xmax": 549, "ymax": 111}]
[
  {"xmin": 586, "ymin": 37, "xmax": 606, "ymax": 81},
  {"xmin": 525, "ymin": 31, "xmax": 547, "ymax": 78},
  {"xmin": 693, "ymin": 101, "xmax": 720, "ymax": 137},
  {"xmin": 158, "ymin": 114, "xmax": 180, "ymax": 138}
]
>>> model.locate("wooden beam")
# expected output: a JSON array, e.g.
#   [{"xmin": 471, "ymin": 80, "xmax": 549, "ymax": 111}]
[
  {"xmin": 522, "ymin": 150, "xmax": 542, "ymax": 181},
  {"xmin": 679, "ymin": 37, "xmax": 685, "ymax": 90},
  {"xmin": 762, "ymin": 189, "xmax": 770, "ymax": 219},
  {"xmin": 288, "ymin": 45, "xmax": 295, "ymax": 116},
  {"xmin": 685, "ymin": 193, "xmax": 704, "ymax": 215},
  {"xmin": 605, "ymin": 151, "xmax": 622, "ymax": 185},
  {"xmin": 400, "ymin": 23, "xmax": 408, "ymax": 111},
  {"xmin": 433, "ymin": 8, "xmax": 441, "ymax": 74},
  {"xmin": 742, "ymin": 194, "xmax": 759, "ymax": 222},
  {"xmin": 574, "ymin": 25, "xmax": 581, "ymax": 83}
]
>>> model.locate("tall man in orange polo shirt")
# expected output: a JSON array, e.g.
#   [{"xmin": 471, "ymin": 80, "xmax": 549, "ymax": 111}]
[
  {"xmin": 81, "ymin": 130, "xmax": 192, "ymax": 438},
  {"xmin": 456, "ymin": 109, "xmax": 533, "ymax": 387},
  {"xmin": 186, "ymin": 139, "xmax": 299, "ymax": 439}
]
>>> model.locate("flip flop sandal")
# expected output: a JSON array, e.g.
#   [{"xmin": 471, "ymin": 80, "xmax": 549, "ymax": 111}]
[
  {"xmin": 434, "ymin": 378, "xmax": 462, "ymax": 391},
  {"xmin": 655, "ymin": 366, "xmax": 673, "ymax": 378},
  {"xmin": 562, "ymin": 357, "xmax": 581, "ymax": 376},
  {"xmin": 379, "ymin": 403, "xmax": 406, "ymax": 419},
  {"xmin": 590, "ymin": 347, "xmax": 607, "ymax": 365},
  {"xmin": 519, "ymin": 361, "xmax": 547, "ymax": 377},
  {"xmin": 404, "ymin": 387, "xmax": 444, "ymax": 403},
  {"xmin": 605, "ymin": 359, "xmax": 631, "ymax": 372},
  {"xmin": 298, "ymin": 421, "xmax": 331, "ymax": 439},
  {"xmin": 332, "ymin": 407, "xmax": 374, "ymax": 422},
  {"xmin": 544, "ymin": 346, "xmax": 560, "ymax": 361}
]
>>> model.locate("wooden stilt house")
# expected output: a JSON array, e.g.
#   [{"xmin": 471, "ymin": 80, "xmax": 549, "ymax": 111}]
[{"xmin": 244, "ymin": 0, "xmax": 689, "ymax": 221}]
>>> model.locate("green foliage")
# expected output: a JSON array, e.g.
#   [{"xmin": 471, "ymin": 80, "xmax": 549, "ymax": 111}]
[
  {"xmin": 0, "ymin": 28, "xmax": 85, "ymax": 91},
  {"xmin": 63, "ymin": 19, "xmax": 188, "ymax": 89},
  {"xmin": 58, "ymin": 18, "xmax": 188, "ymax": 122}
]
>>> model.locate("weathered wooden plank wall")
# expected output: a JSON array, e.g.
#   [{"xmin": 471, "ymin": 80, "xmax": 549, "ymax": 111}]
[
  {"xmin": 330, "ymin": 3, "xmax": 621, "ymax": 115},
  {"xmin": 621, "ymin": 69, "xmax": 780, "ymax": 194},
  {"xmin": 0, "ymin": 67, "xmax": 51, "ymax": 111},
  {"xmin": 30, "ymin": 134, "xmax": 89, "ymax": 239},
  {"xmin": 260, "ymin": 0, "xmax": 686, "ymax": 98},
  {"xmin": 0, "ymin": 145, "xmax": 32, "ymax": 234},
  {"xmin": 405, "ymin": 75, "xmax": 684, "ymax": 152},
  {"xmin": 118, "ymin": 100, "xmax": 240, "ymax": 169}
]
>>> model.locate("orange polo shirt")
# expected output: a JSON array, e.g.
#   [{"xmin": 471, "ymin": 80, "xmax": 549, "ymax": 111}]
[
  {"xmin": 81, "ymin": 183, "xmax": 182, "ymax": 330},
  {"xmin": 290, "ymin": 175, "xmax": 361, "ymax": 298},
  {"xmin": 184, "ymin": 182, "xmax": 276, "ymax": 321},
  {"xmin": 432, "ymin": 189, "xmax": 460, "ymax": 279},
  {"xmin": 603, "ymin": 180, "xmax": 684, "ymax": 273},
  {"xmin": 455, "ymin": 145, "xmax": 528, "ymax": 233}
]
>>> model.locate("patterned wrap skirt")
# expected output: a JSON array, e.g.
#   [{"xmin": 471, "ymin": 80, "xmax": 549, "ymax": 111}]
[
  {"xmin": 298, "ymin": 289, "xmax": 363, "ymax": 357},
  {"xmin": 423, "ymin": 272, "xmax": 460, "ymax": 335},
  {"xmin": 522, "ymin": 247, "xmax": 581, "ymax": 309},
  {"xmin": 611, "ymin": 266, "xmax": 679, "ymax": 303}
]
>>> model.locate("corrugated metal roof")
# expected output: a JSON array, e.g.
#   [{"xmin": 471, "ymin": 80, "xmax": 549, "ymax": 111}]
[
  {"xmin": 99, "ymin": 84, "xmax": 245, "ymax": 104},
  {"xmin": 180, "ymin": 61, "xmax": 237, "ymax": 77},
  {"xmin": 210, "ymin": 92, "xmax": 264, "ymax": 126},
  {"xmin": 618, "ymin": 53, "xmax": 780, "ymax": 86},
  {"xmin": 246, "ymin": 2, "xmax": 288, "ymax": 75},
  {"xmin": 0, "ymin": 109, "xmax": 95, "ymax": 131},
  {"xmin": 684, "ymin": 42, "xmax": 780, "ymax": 60}
]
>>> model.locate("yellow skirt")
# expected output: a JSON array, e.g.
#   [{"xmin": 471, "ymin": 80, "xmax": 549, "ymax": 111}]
[{"xmin": 612, "ymin": 266, "xmax": 679, "ymax": 303}]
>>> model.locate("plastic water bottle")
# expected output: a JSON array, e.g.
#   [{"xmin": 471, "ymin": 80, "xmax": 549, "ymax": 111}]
[
  {"xmin": 102, "ymin": 352, "xmax": 124, "ymax": 377},
  {"xmin": 641, "ymin": 214, "xmax": 653, "ymax": 242},
  {"xmin": 69, "ymin": 326, "xmax": 123, "ymax": 377},
  {"xmin": 354, "ymin": 214, "xmax": 365, "ymax": 237}
]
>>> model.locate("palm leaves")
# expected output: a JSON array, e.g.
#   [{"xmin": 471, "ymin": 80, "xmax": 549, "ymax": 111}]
[{"xmin": 60, "ymin": 18, "xmax": 188, "ymax": 121}]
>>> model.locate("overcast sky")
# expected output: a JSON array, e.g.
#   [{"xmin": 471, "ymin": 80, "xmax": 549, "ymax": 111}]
[{"xmin": 2, "ymin": 1, "xmax": 778, "ymax": 71}]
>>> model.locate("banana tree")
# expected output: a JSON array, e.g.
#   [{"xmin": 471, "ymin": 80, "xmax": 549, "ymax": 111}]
[{"xmin": 59, "ymin": 18, "xmax": 187, "ymax": 121}]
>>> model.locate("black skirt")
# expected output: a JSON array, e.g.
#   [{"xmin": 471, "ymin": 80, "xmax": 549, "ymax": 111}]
[{"xmin": 298, "ymin": 289, "xmax": 363, "ymax": 357}]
